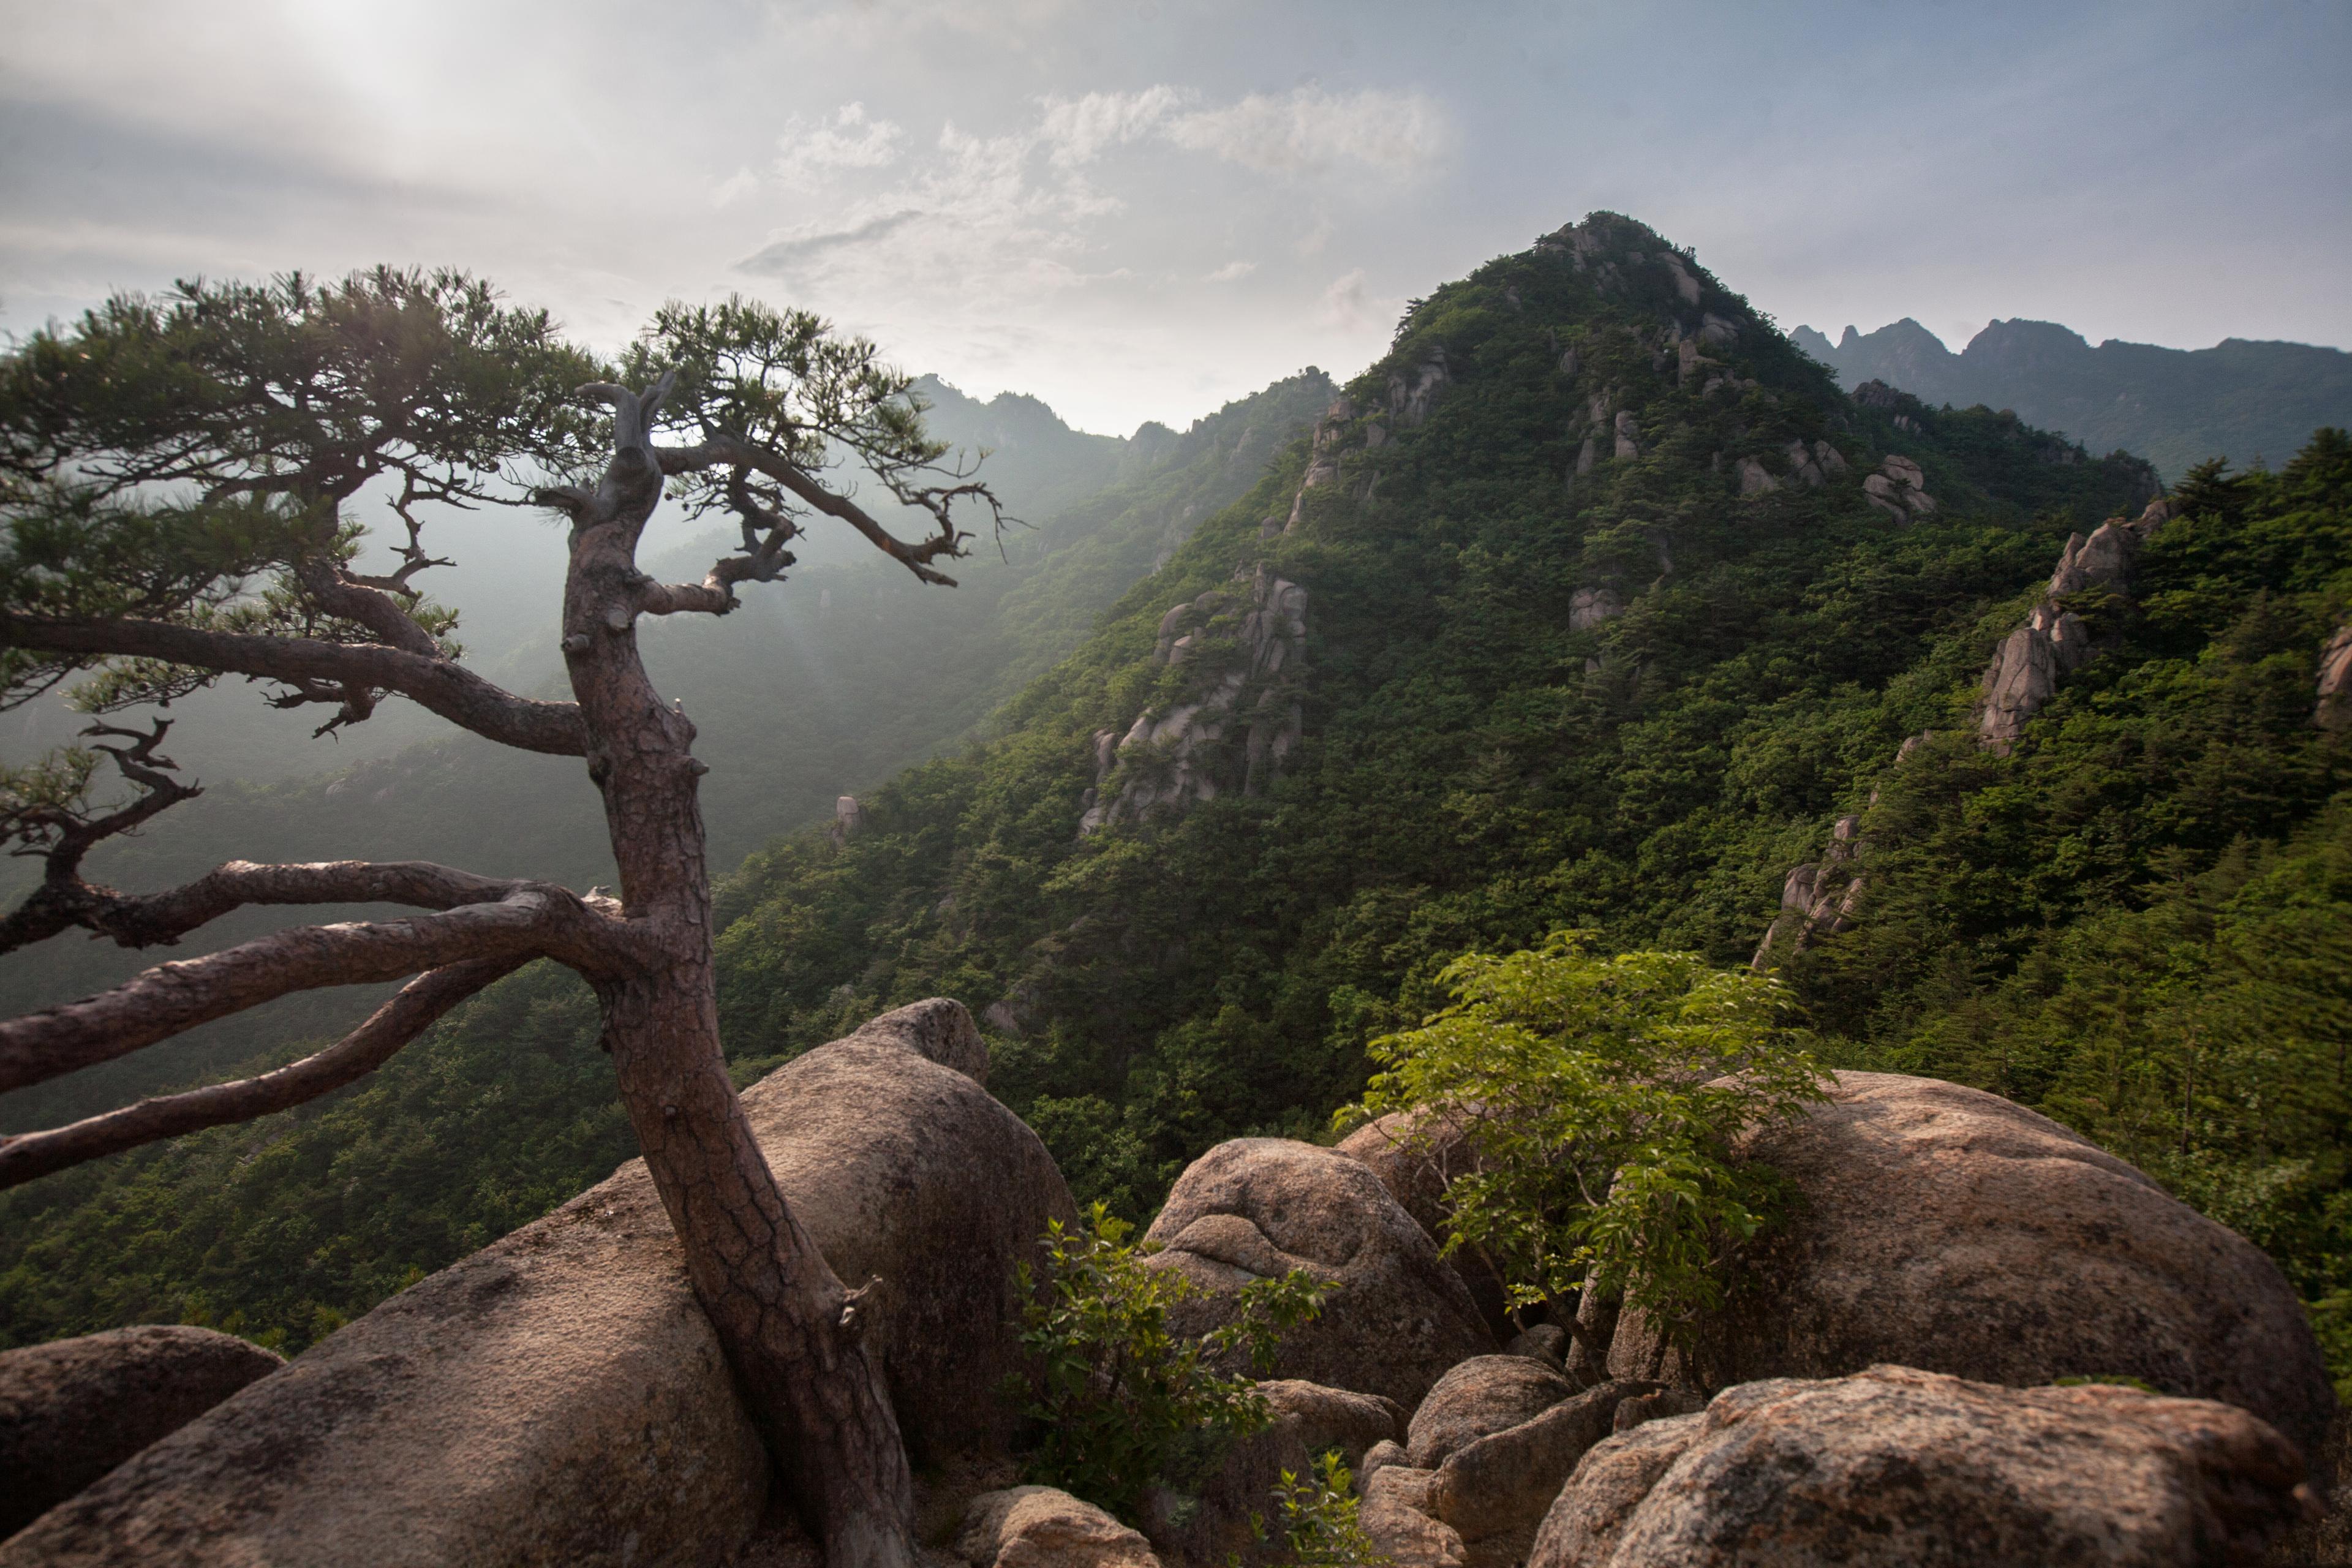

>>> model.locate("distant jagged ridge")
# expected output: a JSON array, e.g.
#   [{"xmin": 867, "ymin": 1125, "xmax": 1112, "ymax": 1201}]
[{"xmin": 1793, "ymin": 317, "xmax": 2352, "ymax": 482}]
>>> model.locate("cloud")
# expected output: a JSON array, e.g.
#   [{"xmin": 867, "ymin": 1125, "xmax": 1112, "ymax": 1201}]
[
  {"xmin": 1026, "ymin": 84, "xmax": 1453, "ymax": 176},
  {"xmin": 1036, "ymin": 86, "xmax": 1187, "ymax": 168},
  {"xmin": 710, "ymin": 167, "xmax": 760, "ymax": 209},
  {"xmin": 1166, "ymin": 87, "xmax": 1452, "ymax": 174},
  {"xmin": 1319, "ymin": 268, "xmax": 1373, "ymax": 330},
  {"xmin": 774, "ymin": 102, "xmax": 908, "ymax": 181},
  {"xmin": 737, "ymin": 210, "xmax": 928, "ymax": 276},
  {"xmin": 1205, "ymin": 260, "xmax": 1257, "ymax": 283}
]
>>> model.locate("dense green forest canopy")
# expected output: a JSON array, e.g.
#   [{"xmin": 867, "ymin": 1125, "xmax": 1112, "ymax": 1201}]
[{"xmin": 4, "ymin": 216, "xmax": 2346, "ymax": 1404}]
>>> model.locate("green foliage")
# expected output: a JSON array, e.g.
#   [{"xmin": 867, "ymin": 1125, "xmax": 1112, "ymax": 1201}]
[
  {"xmin": 1268, "ymin": 1451, "xmax": 1386, "ymax": 1568},
  {"xmin": 1346, "ymin": 933, "xmax": 1825, "ymax": 1351},
  {"xmin": 1012, "ymin": 1202, "xmax": 1327, "ymax": 1521},
  {"xmin": 0, "ymin": 268, "xmax": 595, "ymax": 713}
]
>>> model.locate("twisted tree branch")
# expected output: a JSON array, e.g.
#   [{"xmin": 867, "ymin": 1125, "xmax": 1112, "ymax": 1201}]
[
  {"xmin": 0, "ymin": 614, "xmax": 587, "ymax": 755},
  {"xmin": 0, "ymin": 886, "xmax": 654, "ymax": 1096},
  {"xmin": 0, "ymin": 954, "xmax": 529, "ymax": 1189},
  {"xmin": 658, "ymin": 435, "xmax": 967, "ymax": 587}
]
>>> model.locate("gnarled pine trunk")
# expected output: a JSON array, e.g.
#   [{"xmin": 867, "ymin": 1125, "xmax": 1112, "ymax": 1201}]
[{"xmin": 564, "ymin": 397, "xmax": 916, "ymax": 1568}]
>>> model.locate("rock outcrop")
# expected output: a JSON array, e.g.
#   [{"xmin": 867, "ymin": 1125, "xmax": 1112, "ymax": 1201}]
[
  {"xmin": 1429, "ymin": 1379, "xmax": 1649, "ymax": 1567},
  {"xmin": 1080, "ymin": 563, "xmax": 1307, "ymax": 833},
  {"xmin": 1566, "ymin": 587, "xmax": 1622, "ymax": 633},
  {"xmin": 1335, "ymin": 1107, "xmax": 1513, "ymax": 1339},
  {"xmin": 957, "ymin": 1487, "xmax": 1161, "ymax": 1568},
  {"xmin": 1747, "ymin": 812, "xmax": 1862, "ymax": 969},
  {"xmin": 1861, "ymin": 453, "xmax": 1936, "ymax": 521},
  {"xmin": 1978, "ymin": 496, "xmax": 2173, "ymax": 749},
  {"xmin": 1362, "ymin": 1464, "xmax": 1468, "ymax": 1568},
  {"xmin": 4, "ymin": 1000, "xmax": 1073, "ymax": 1567},
  {"xmin": 1371, "ymin": 1377, "xmax": 1651, "ymax": 1568},
  {"xmin": 1407, "ymin": 1355, "xmax": 1577, "ymax": 1469},
  {"xmin": 0, "ymin": 1327, "xmax": 284, "ymax": 1537},
  {"xmin": 1141, "ymin": 1138, "xmax": 1494, "ymax": 1409},
  {"xmin": 2317, "ymin": 622, "xmax": 2352, "ymax": 730},
  {"xmin": 1529, "ymin": 1365, "xmax": 2316, "ymax": 1567},
  {"xmin": 1603, "ymin": 1072, "xmax": 2338, "ymax": 1478},
  {"xmin": 829, "ymin": 793, "xmax": 867, "ymax": 848},
  {"xmin": 1257, "ymin": 1379, "xmax": 1404, "ymax": 1466}
]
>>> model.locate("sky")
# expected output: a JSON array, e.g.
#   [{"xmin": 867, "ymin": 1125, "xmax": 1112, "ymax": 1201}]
[{"xmin": 1, "ymin": 0, "xmax": 2347, "ymax": 438}]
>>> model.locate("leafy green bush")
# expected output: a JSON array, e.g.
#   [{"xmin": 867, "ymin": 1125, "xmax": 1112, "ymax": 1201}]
[
  {"xmin": 1344, "ymin": 932, "xmax": 1826, "ymax": 1366},
  {"xmin": 1012, "ymin": 1202, "xmax": 1327, "ymax": 1520},
  {"xmin": 1269, "ymin": 1450, "xmax": 1387, "ymax": 1567}
]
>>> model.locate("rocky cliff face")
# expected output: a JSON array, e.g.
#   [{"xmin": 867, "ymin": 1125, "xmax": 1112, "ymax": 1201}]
[
  {"xmin": 1079, "ymin": 562, "xmax": 1308, "ymax": 833},
  {"xmin": 1978, "ymin": 496, "xmax": 2173, "ymax": 750}
]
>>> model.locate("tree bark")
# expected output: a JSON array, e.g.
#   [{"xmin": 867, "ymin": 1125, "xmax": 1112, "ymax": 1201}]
[{"xmin": 565, "ymin": 382, "xmax": 918, "ymax": 1567}]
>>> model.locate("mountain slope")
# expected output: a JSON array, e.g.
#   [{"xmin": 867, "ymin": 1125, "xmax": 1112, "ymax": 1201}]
[
  {"xmin": 1793, "ymin": 318, "xmax": 2352, "ymax": 481},
  {"xmin": 0, "ymin": 371, "xmax": 1330, "ymax": 1136},
  {"xmin": 10, "ymin": 216, "xmax": 2348, "ymax": 1387}
]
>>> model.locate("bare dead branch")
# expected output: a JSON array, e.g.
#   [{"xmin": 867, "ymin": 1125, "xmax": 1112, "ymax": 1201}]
[
  {"xmin": 0, "ymin": 954, "xmax": 529, "ymax": 1189},
  {"xmin": 0, "ymin": 886, "xmax": 654, "ymax": 1096},
  {"xmin": 658, "ymin": 435, "xmax": 968, "ymax": 587},
  {"xmin": 0, "ymin": 614, "xmax": 587, "ymax": 755}
]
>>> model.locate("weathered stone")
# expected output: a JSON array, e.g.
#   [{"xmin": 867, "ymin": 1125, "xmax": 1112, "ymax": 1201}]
[
  {"xmin": 1143, "ymin": 1418, "xmax": 1317, "ymax": 1568},
  {"xmin": 1735, "ymin": 456, "xmax": 1776, "ymax": 495},
  {"xmin": 1334, "ymin": 1107, "xmax": 1513, "ymax": 1339},
  {"xmin": 1611, "ymin": 410, "xmax": 1640, "ymax": 461},
  {"xmin": 1525, "ymin": 1412, "xmax": 1703, "ymax": 1568},
  {"xmin": 1359, "ymin": 1438, "xmax": 1409, "ymax": 1487},
  {"xmin": 1606, "ymin": 1072, "xmax": 2338, "ymax": 1480},
  {"xmin": 1389, "ymin": 350, "xmax": 1452, "ymax": 429},
  {"xmin": 1143, "ymin": 1138, "xmax": 1494, "ymax": 1409},
  {"xmin": 2317, "ymin": 623, "xmax": 2352, "ymax": 731},
  {"xmin": 829, "ymin": 793, "xmax": 868, "ymax": 848},
  {"xmin": 1428, "ymin": 1379, "xmax": 1649, "ymax": 1567},
  {"xmin": 1408, "ymin": 1355, "xmax": 1577, "ymax": 1469},
  {"xmin": 0, "ymin": 1327, "xmax": 284, "ymax": 1537},
  {"xmin": 1977, "ymin": 601, "xmax": 2092, "ymax": 750},
  {"xmin": 1532, "ymin": 1366, "xmax": 2315, "ymax": 1567},
  {"xmin": 1611, "ymin": 1385, "xmax": 1705, "ymax": 1433},
  {"xmin": 957, "ymin": 1487, "xmax": 1160, "ymax": 1568},
  {"xmin": 1506, "ymin": 1324, "xmax": 1567, "ymax": 1368},
  {"xmin": 1259, "ymin": 1379, "xmax": 1404, "ymax": 1466},
  {"xmin": 1360, "ymin": 1466, "xmax": 1467, "ymax": 1568},
  {"xmin": 5, "ymin": 1001, "xmax": 1074, "ymax": 1567},
  {"xmin": 1566, "ymin": 587, "xmax": 1623, "ymax": 633}
]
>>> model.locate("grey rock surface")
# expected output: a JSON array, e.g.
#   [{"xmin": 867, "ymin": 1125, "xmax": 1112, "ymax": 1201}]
[
  {"xmin": 957, "ymin": 1487, "xmax": 1160, "ymax": 1568},
  {"xmin": 1143, "ymin": 1137, "xmax": 1494, "ymax": 1409},
  {"xmin": 1428, "ymin": 1379, "xmax": 1647, "ymax": 1568},
  {"xmin": 0, "ymin": 1327, "xmax": 283, "ymax": 1537},
  {"xmin": 1407, "ymin": 1355, "xmax": 1576, "ymax": 1469},
  {"xmin": 1605, "ymin": 1071, "xmax": 2337, "ymax": 1479},
  {"xmin": 1258, "ymin": 1378, "xmax": 1404, "ymax": 1466},
  {"xmin": 4, "ymin": 999, "xmax": 1074, "ymax": 1567},
  {"xmin": 1529, "ymin": 1365, "xmax": 2315, "ymax": 1567}
]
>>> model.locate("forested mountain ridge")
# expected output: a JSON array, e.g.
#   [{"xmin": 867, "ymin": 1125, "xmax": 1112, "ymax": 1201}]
[
  {"xmin": 0, "ymin": 369, "xmax": 1330, "ymax": 1136},
  {"xmin": 6, "ymin": 214, "xmax": 2348, "ymax": 1403},
  {"xmin": 1792, "ymin": 317, "xmax": 2352, "ymax": 483}
]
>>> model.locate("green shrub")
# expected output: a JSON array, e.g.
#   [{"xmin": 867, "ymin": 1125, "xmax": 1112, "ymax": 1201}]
[
  {"xmin": 1269, "ymin": 1450, "xmax": 1388, "ymax": 1567},
  {"xmin": 1343, "ymin": 931, "xmax": 1826, "ymax": 1367},
  {"xmin": 1012, "ymin": 1202, "xmax": 1327, "ymax": 1520}
]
